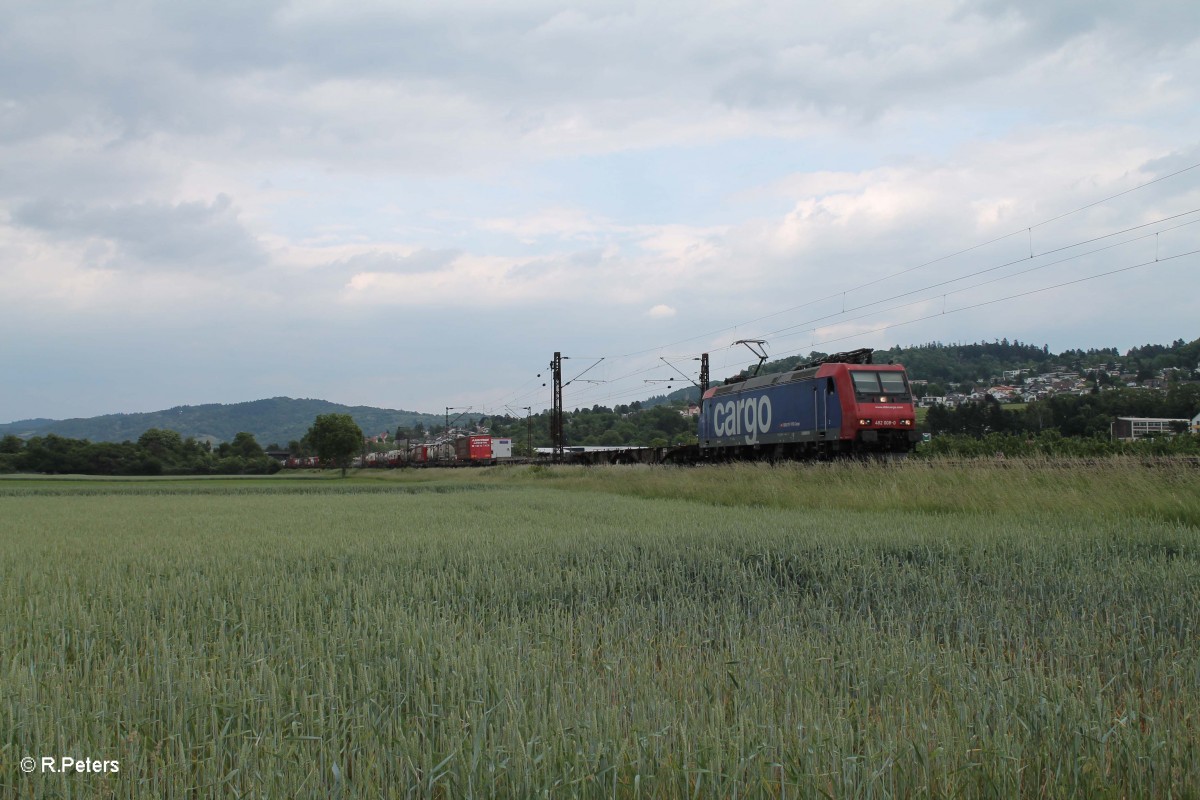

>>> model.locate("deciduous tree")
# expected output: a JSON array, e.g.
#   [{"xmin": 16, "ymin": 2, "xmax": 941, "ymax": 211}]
[{"xmin": 305, "ymin": 414, "xmax": 363, "ymax": 477}]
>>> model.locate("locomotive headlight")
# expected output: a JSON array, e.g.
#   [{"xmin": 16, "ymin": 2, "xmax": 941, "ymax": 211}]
[
  {"xmin": 858, "ymin": 418, "xmax": 872, "ymax": 426},
  {"xmin": 900, "ymin": 419, "xmax": 913, "ymax": 426}
]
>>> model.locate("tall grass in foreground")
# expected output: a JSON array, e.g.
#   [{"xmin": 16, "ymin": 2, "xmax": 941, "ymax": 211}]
[
  {"xmin": 1, "ymin": 465, "xmax": 1198, "ymax": 798},
  {"xmin": 411, "ymin": 456, "xmax": 1200, "ymax": 528}
]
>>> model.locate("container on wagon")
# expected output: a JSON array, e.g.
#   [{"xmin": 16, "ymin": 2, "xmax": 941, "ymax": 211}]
[{"xmin": 455, "ymin": 435, "xmax": 494, "ymax": 462}]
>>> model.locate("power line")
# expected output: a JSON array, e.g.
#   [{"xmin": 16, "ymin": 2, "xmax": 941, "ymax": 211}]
[
  {"xmin": 556, "ymin": 211, "xmax": 1195, "ymax": 402},
  {"xmin": 568, "ymin": 241, "xmax": 1198, "ymax": 404},
  {"xmin": 476, "ymin": 161, "xmax": 1200, "ymax": 412},
  {"xmin": 760, "ymin": 214, "xmax": 1200, "ymax": 343},
  {"xmin": 780, "ymin": 248, "xmax": 1199, "ymax": 358},
  {"xmin": 616, "ymin": 159, "xmax": 1200, "ymax": 360}
]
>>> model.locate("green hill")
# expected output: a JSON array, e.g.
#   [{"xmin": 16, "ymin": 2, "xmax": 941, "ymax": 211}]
[
  {"xmin": 708, "ymin": 337, "xmax": 1200, "ymax": 388},
  {"xmin": 0, "ymin": 397, "xmax": 451, "ymax": 446}
]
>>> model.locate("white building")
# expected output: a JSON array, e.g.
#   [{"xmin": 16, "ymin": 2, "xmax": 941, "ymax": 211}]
[{"xmin": 1110, "ymin": 417, "xmax": 1191, "ymax": 441}]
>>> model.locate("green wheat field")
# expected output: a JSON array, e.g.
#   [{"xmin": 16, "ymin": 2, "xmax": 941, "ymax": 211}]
[{"xmin": 2, "ymin": 460, "xmax": 1198, "ymax": 798}]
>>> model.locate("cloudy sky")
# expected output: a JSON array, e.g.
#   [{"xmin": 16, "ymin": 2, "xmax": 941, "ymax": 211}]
[{"xmin": 3, "ymin": 0, "xmax": 1199, "ymax": 423}]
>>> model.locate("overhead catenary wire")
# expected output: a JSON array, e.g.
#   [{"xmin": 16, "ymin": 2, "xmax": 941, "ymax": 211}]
[
  {"xmin": 563, "ymin": 243, "xmax": 1198, "ymax": 408},
  {"xmin": 759, "ymin": 215, "xmax": 1200, "ymax": 344},
  {"xmin": 561, "ymin": 217, "xmax": 1198, "ymax": 407},
  {"xmin": 492, "ymin": 212, "xmax": 1198, "ymax": 413},
  {"xmin": 477, "ymin": 161, "xmax": 1200, "ymax": 413},
  {"xmin": 719, "ymin": 247, "xmax": 1200, "ymax": 372},
  {"xmin": 614, "ymin": 160, "xmax": 1200, "ymax": 361}
]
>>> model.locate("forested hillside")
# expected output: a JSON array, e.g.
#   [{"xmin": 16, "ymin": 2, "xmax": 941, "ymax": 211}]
[
  {"xmin": 703, "ymin": 337, "xmax": 1200, "ymax": 388},
  {"xmin": 0, "ymin": 397, "xmax": 452, "ymax": 447}
]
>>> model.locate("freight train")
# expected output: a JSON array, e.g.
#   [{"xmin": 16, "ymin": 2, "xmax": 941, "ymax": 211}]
[
  {"xmin": 341, "ymin": 434, "xmax": 515, "ymax": 469},
  {"xmin": 286, "ymin": 349, "xmax": 918, "ymax": 468}
]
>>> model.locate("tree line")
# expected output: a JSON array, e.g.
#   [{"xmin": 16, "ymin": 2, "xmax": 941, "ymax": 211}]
[
  {"xmin": 477, "ymin": 403, "xmax": 698, "ymax": 452},
  {"xmin": 922, "ymin": 384, "xmax": 1200, "ymax": 456},
  {"xmin": 697, "ymin": 337, "xmax": 1200, "ymax": 390},
  {"xmin": 0, "ymin": 414, "xmax": 366, "ymax": 476},
  {"xmin": 0, "ymin": 429, "xmax": 282, "ymax": 476}
]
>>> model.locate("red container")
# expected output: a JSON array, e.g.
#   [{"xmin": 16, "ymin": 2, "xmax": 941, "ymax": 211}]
[{"xmin": 455, "ymin": 435, "xmax": 493, "ymax": 461}]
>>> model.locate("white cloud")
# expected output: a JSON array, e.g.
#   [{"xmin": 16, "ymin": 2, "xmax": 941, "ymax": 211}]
[
  {"xmin": 1, "ymin": 0, "xmax": 1199, "ymax": 421},
  {"xmin": 480, "ymin": 208, "xmax": 615, "ymax": 243}
]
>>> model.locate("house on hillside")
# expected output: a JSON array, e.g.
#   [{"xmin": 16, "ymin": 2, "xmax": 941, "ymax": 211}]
[{"xmin": 988, "ymin": 385, "xmax": 1018, "ymax": 401}]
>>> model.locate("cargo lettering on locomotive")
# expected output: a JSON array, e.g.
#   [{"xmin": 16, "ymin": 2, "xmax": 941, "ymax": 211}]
[
  {"xmin": 711, "ymin": 395, "xmax": 772, "ymax": 444},
  {"xmin": 696, "ymin": 349, "xmax": 919, "ymax": 460}
]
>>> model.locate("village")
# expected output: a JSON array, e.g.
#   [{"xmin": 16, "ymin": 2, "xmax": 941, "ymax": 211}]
[
  {"xmin": 912, "ymin": 363, "xmax": 1197, "ymax": 406},
  {"xmin": 914, "ymin": 363, "xmax": 1200, "ymax": 439}
]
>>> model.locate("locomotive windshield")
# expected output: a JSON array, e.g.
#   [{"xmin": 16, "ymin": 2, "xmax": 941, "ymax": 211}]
[{"xmin": 850, "ymin": 370, "xmax": 911, "ymax": 400}]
